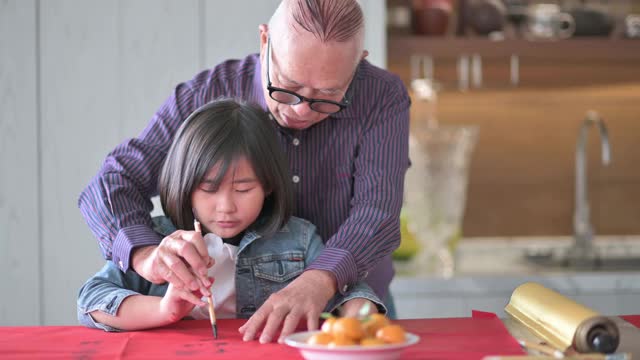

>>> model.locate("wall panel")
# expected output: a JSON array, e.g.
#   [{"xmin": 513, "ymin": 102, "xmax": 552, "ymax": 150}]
[
  {"xmin": 39, "ymin": 0, "xmax": 200, "ymax": 325},
  {"xmin": 0, "ymin": 0, "xmax": 40, "ymax": 326}
]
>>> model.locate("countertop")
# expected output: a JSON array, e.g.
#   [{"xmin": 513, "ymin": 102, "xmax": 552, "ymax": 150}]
[{"xmin": 390, "ymin": 236, "xmax": 640, "ymax": 319}]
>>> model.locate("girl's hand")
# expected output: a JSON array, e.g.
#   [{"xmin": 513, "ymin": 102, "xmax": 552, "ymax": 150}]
[
  {"xmin": 339, "ymin": 298, "xmax": 378, "ymax": 318},
  {"xmin": 159, "ymin": 280, "xmax": 209, "ymax": 323}
]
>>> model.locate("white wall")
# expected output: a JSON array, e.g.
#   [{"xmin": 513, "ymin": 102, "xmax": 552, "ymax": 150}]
[
  {"xmin": 0, "ymin": 0, "xmax": 40, "ymax": 326},
  {"xmin": 0, "ymin": 0, "xmax": 385, "ymax": 326}
]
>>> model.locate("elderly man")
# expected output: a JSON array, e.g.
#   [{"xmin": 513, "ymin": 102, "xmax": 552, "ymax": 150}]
[{"xmin": 79, "ymin": 0, "xmax": 410, "ymax": 343}]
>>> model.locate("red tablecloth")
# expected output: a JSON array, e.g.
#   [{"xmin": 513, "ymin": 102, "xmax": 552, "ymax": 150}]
[{"xmin": 0, "ymin": 312, "xmax": 526, "ymax": 359}]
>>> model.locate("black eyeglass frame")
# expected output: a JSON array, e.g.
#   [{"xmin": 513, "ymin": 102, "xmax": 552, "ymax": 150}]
[{"xmin": 265, "ymin": 37, "xmax": 353, "ymax": 114}]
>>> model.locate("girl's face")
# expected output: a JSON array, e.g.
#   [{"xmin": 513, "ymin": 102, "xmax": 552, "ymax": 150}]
[{"xmin": 191, "ymin": 156, "xmax": 266, "ymax": 239}]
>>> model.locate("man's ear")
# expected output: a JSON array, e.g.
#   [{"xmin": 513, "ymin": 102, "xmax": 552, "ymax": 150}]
[{"xmin": 259, "ymin": 24, "xmax": 269, "ymax": 53}]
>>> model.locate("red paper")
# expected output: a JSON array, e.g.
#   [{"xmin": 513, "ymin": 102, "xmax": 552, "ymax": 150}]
[
  {"xmin": 0, "ymin": 314, "xmax": 525, "ymax": 359},
  {"xmin": 399, "ymin": 311, "xmax": 525, "ymax": 360},
  {"xmin": 621, "ymin": 315, "xmax": 640, "ymax": 328},
  {"xmin": 0, "ymin": 319, "xmax": 295, "ymax": 360}
]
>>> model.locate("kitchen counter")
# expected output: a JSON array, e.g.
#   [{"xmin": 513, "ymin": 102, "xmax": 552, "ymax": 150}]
[
  {"xmin": 391, "ymin": 236, "xmax": 640, "ymax": 319},
  {"xmin": 452, "ymin": 235, "xmax": 640, "ymax": 275}
]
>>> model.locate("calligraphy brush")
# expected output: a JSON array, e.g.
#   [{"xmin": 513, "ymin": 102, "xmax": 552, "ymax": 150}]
[{"xmin": 193, "ymin": 212, "xmax": 218, "ymax": 339}]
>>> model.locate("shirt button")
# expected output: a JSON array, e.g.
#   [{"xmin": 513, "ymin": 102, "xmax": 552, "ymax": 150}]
[
  {"xmin": 342, "ymin": 285, "xmax": 349, "ymax": 292},
  {"xmin": 118, "ymin": 260, "xmax": 124, "ymax": 270},
  {"xmin": 292, "ymin": 138, "xmax": 300, "ymax": 146},
  {"xmin": 292, "ymin": 175, "xmax": 300, "ymax": 183}
]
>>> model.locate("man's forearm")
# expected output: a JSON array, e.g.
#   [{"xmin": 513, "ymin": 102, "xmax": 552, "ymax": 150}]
[
  {"xmin": 112, "ymin": 224, "xmax": 163, "ymax": 272},
  {"xmin": 78, "ymin": 83, "xmax": 194, "ymax": 265},
  {"xmin": 78, "ymin": 162, "xmax": 162, "ymax": 266},
  {"xmin": 306, "ymin": 246, "xmax": 359, "ymax": 295},
  {"xmin": 130, "ymin": 245, "xmax": 157, "ymax": 276},
  {"xmin": 78, "ymin": 180, "xmax": 121, "ymax": 260},
  {"xmin": 301, "ymin": 269, "xmax": 337, "ymax": 298},
  {"xmin": 317, "ymin": 84, "xmax": 409, "ymax": 293}
]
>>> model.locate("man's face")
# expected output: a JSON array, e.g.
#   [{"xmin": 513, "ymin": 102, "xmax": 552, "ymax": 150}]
[{"xmin": 259, "ymin": 28, "xmax": 362, "ymax": 130}]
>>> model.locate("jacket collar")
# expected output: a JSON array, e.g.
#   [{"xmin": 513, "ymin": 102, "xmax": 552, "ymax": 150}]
[{"xmin": 236, "ymin": 222, "xmax": 290, "ymax": 254}]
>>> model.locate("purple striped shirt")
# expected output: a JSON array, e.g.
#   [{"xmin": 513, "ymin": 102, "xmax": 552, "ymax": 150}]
[{"xmin": 78, "ymin": 53, "xmax": 410, "ymax": 298}]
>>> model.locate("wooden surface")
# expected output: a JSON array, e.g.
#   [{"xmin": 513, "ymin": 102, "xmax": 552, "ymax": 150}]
[
  {"xmin": 388, "ymin": 36, "xmax": 640, "ymax": 60},
  {"xmin": 409, "ymin": 83, "xmax": 640, "ymax": 236}
]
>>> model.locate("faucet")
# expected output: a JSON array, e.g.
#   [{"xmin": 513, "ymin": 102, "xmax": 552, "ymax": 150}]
[{"xmin": 568, "ymin": 110, "xmax": 611, "ymax": 268}]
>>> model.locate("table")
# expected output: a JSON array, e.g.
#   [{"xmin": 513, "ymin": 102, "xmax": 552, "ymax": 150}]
[
  {"xmin": 0, "ymin": 312, "xmax": 525, "ymax": 359},
  {"xmin": 1, "ymin": 314, "xmax": 638, "ymax": 359}
]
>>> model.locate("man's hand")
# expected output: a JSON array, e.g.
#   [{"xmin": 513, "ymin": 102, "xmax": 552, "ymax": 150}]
[
  {"xmin": 338, "ymin": 298, "xmax": 378, "ymax": 318},
  {"xmin": 131, "ymin": 230, "xmax": 213, "ymax": 294},
  {"xmin": 239, "ymin": 269, "xmax": 337, "ymax": 344}
]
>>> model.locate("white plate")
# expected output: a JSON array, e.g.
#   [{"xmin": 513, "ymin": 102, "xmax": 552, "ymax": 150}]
[{"xmin": 284, "ymin": 330, "xmax": 420, "ymax": 360}]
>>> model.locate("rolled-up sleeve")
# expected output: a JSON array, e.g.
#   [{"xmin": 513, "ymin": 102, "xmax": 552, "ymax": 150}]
[
  {"xmin": 307, "ymin": 82, "xmax": 410, "ymax": 295},
  {"xmin": 78, "ymin": 82, "xmax": 197, "ymax": 271}
]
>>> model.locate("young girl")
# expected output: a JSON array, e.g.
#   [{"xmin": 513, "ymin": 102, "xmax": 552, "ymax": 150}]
[{"xmin": 77, "ymin": 98, "xmax": 384, "ymax": 332}]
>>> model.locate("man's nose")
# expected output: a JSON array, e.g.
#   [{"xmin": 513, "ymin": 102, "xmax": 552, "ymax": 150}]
[{"xmin": 291, "ymin": 101, "xmax": 314, "ymax": 117}]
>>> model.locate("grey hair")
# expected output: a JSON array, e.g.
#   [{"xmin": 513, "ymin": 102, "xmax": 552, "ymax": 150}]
[{"xmin": 278, "ymin": 0, "xmax": 364, "ymax": 42}]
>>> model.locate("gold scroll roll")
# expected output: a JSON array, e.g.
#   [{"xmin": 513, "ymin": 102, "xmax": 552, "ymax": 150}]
[{"xmin": 505, "ymin": 282, "xmax": 619, "ymax": 354}]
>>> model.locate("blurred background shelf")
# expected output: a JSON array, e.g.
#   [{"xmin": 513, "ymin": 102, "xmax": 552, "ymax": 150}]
[
  {"xmin": 388, "ymin": 35, "xmax": 640, "ymax": 60},
  {"xmin": 387, "ymin": 18, "xmax": 640, "ymax": 238},
  {"xmin": 388, "ymin": 35, "xmax": 640, "ymax": 88}
]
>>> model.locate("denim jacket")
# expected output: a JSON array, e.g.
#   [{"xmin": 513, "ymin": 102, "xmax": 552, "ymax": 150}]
[{"xmin": 77, "ymin": 216, "xmax": 385, "ymax": 331}]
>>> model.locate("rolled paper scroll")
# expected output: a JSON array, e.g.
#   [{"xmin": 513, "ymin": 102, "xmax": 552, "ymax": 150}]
[{"xmin": 505, "ymin": 282, "xmax": 619, "ymax": 354}]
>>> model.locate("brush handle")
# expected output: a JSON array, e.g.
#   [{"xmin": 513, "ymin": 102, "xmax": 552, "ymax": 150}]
[
  {"xmin": 193, "ymin": 217, "xmax": 217, "ymax": 335},
  {"xmin": 207, "ymin": 296, "xmax": 216, "ymax": 323}
]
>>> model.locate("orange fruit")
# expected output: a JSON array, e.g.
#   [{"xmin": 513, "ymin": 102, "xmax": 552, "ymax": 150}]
[
  {"xmin": 362, "ymin": 313, "xmax": 391, "ymax": 337},
  {"xmin": 328, "ymin": 337, "xmax": 357, "ymax": 347},
  {"xmin": 307, "ymin": 332, "xmax": 333, "ymax": 345},
  {"xmin": 360, "ymin": 337, "xmax": 386, "ymax": 346},
  {"xmin": 332, "ymin": 317, "xmax": 365, "ymax": 341},
  {"xmin": 376, "ymin": 324, "xmax": 406, "ymax": 344},
  {"xmin": 321, "ymin": 317, "xmax": 336, "ymax": 334}
]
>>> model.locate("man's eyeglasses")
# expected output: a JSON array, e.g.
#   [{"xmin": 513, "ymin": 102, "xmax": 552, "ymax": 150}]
[{"xmin": 265, "ymin": 37, "xmax": 351, "ymax": 114}]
